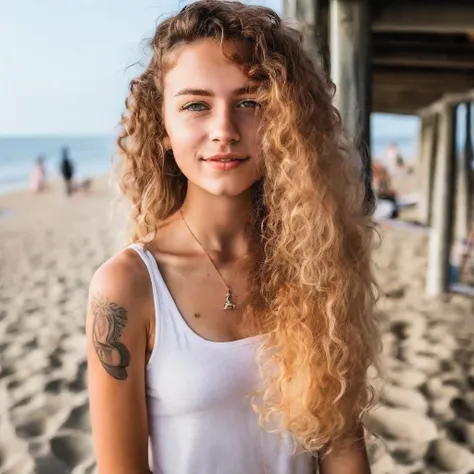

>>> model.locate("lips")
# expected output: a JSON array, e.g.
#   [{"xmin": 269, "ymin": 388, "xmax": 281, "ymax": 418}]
[
  {"xmin": 203, "ymin": 153, "xmax": 248, "ymax": 162},
  {"xmin": 202, "ymin": 153, "xmax": 249, "ymax": 171}
]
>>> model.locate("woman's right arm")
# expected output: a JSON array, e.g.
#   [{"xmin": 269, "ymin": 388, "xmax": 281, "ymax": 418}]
[{"xmin": 86, "ymin": 250, "xmax": 154, "ymax": 474}]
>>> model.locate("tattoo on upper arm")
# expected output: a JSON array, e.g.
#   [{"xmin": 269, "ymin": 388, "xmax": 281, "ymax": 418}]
[{"xmin": 91, "ymin": 295, "xmax": 131, "ymax": 381}]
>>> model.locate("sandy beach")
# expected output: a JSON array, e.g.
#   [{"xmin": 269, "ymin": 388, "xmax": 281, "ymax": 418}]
[
  {"xmin": 1, "ymin": 176, "xmax": 474, "ymax": 474},
  {"xmin": 0, "ymin": 176, "xmax": 125, "ymax": 474}
]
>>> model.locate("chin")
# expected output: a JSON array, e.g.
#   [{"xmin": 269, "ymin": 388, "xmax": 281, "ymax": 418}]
[
  {"xmin": 199, "ymin": 178, "xmax": 258, "ymax": 198},
  {"xmin": 206, "ymin": 185, "xmax": 254, "ymax": 198}
]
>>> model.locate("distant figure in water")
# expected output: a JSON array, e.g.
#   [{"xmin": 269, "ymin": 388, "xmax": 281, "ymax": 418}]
[
  {"xmin": 30, "ymin": 156, "xmax": 47, "ymax": 193},
  {"xmin": 60, "ymin": 147, "xmax": 75, "ymax": 196}
]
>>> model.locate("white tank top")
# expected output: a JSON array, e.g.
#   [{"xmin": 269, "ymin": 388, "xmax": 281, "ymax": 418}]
[{"xmin": 129, "ymin": 244, "xmax": 315, "ymax": 474}]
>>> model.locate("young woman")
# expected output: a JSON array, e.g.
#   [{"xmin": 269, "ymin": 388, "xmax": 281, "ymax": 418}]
[{"xmin": 86, "ymin": 1, "xmax": 380, "ymax": 473}]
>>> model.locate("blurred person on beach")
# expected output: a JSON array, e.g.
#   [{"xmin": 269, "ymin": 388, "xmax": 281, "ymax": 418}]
[
  {"xmin": 29, "ymin": 155, "xmax": 46, "ymax": 193},
  {"xmin": 60, "ymin": 146, "xmax": 75, "ymax": 196},
  {"xmin": 385, "ymin": 142, "xmax": 402, "ymax": 175},
  {"xmin": 86, "ymin": 2, "xmax": 380, "ymax": 473},
  {"xmin": 385, "ymin": 142, "xmax": 413, "ymax": 176},
  {"xmin": 372, "ymin": 160, "xmax": 399, "ymax": 219}
]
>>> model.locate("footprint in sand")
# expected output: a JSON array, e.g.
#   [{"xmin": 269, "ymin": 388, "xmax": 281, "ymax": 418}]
[
  {"xmin": 23, "ymin": 305, "xmax": 42, "ymax": 316},
  {"xmin": 69, "ymin": 360, "xmax": 88, "ymax": 393},
  {"xmin": 34, "ymin": 453, "xmax": 70, "ymax": 474},
  {"xmin": 61, "ymin": 403, "xmax": 91, "ymax": 432},
  {"xmin": 50, "ymin": 433, "xmax": 93, "ymax": 468},
  {"xmin": 446, "ymin": 419, "xmax": 467, "ymax": 444},
  {"xmin": 83, "ymin": 462, "xmax": 98, "ymax": 474},
  {"xmin": 12, "ymin": 399, "xmax": 69, "ymax": 441},
  {"xmin": 28, "ymin": 438, "xmax": 49, "ymax": 458},
  {"xmin": 0, "ymin": 365, "xmax": 15, "ymax": 380},
  {"xmin": 15, "ymin": 417, "xmax": 51, "ymax": 439},
  {"xmin": 23, "ymin": 336, "xmax": 39, "ymax": 351},
  {"xmin": 44, "ymin": 378, "xmax": 70, "ymax": 394},
  {"xmin": 451, "ymin": 397, "xmax": 474, "ymax": 423},
  {"xmin": 11, "ymin": 394, "xmax": 35, "ymax": 411},
  {"xmin": 49, "ymin": 351, "xmax": 64, "ymax": 369},
  {"xmin": 6, "ymin": 379, "xmax": 21, "ymax": 391},
  {"xmin": 8, "ymin": 374, "xmax": 46, "ymax": 406}
]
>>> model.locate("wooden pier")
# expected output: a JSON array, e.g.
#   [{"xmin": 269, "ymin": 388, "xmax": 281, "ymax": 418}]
[{"xmin": 283, "ymin": 0, "xmax": 474, "ymax": 297}]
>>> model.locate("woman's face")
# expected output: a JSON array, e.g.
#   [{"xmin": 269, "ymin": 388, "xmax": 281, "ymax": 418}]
[{"xmin": 162, "ymin": 39, "xmax": 262, "ymax": 197}]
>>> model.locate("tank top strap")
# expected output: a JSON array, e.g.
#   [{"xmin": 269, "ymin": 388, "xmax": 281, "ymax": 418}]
[{"xmin": 127, "ymin": 243, "xmax": 165, "ymax": 364}]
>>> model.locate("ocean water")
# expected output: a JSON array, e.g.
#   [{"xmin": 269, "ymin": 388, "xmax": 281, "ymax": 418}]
[
  {"xmin": 0, "ymin": 134, "xmax": 417, "ymax": 196},
  {"xmin": 0, "ymin": 136, "xmax": 116, "ymax": 195}
]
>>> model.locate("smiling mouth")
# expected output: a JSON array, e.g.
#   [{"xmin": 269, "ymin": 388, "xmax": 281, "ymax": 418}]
[
  {"xmin": 209, "ymin": 158, "xmax": 244, "ymax": 162},
  {"xmin": 203, "ymin": 157, "xmax": 249, "ymax": 163},
  {"xmin": 201, "ymin": 156, "xmax": 249, "ymax": 171},
  {"xmin": 202, "ymin": 153, "xmax": 249, "ymax": 162}
]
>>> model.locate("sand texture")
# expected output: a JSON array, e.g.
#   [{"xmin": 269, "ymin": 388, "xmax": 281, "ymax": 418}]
[
  {"xmin": 1, "ymin": 177, "xmax": 474, "ymax": 474},
  {"xmin": 0, "ymin": 178, "xmax": 124, "ymax": 474}
]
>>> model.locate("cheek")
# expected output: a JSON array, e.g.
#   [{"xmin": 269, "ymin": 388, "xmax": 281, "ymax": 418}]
[
  {"xmin": 247, "ymin": 126, "xmax": 260, "ymax": 157},
  {"xmin": 242, "ymin": 114, "xmax": 259, "ymax": 140},
  {"xmin": 164, "ymin": 102, "xmax": 198, "ymax": 138},
  {"xmin": 167, "ymin": 124, "xmax": 203, "ymax": 173},
  {"xmin": 166, "ymin": 116, "xmax": 205, "ymax": 151}
]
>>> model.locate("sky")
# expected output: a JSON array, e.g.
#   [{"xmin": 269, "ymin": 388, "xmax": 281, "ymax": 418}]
[{"xmin": 0, "ymin": 0, "xmax": 418, "ymax": 140}]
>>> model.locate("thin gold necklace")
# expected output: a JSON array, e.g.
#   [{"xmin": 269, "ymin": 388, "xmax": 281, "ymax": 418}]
[{"xmin": 179, "ymin": 209, "xmax": 236, "ymax": 311}]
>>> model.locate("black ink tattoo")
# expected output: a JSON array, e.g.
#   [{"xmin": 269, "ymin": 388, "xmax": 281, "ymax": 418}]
[{"xmin": 91, "ymin": 295, "xmax": 131, "ymax": 380}]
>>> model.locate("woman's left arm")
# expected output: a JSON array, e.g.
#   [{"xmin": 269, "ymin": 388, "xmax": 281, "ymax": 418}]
[{"xmin": 318, "ymin": 426, "xmax": 371, "ymax": 474}]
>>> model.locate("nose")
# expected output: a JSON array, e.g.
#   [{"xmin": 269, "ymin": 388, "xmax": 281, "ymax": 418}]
[{"xmin": 209, "ymin": 105, "xmax": 240, "ymax": 144}]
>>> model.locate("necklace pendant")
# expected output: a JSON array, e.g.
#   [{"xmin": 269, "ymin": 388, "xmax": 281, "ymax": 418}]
[{"xmin": 223, "ymin": 289, "xmax": 236, "ymax": 311}]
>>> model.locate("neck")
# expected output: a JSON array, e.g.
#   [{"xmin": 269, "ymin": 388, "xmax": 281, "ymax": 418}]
[{"xmin": 180, "ymin": 182, "xmax": 256, "ymax": 259}]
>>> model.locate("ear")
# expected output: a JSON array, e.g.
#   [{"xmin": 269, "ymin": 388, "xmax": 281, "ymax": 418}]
[{"xmin": 163, "ymin": 136, "xmax": 171, "ymax": 150}]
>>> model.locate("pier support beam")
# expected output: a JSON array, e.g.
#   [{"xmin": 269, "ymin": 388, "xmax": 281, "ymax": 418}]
[
  {"xmin": 427, "ymin": 103, "xmax": 457, "ymax": 297},
  {"xmin": 456, "ymin": 102, "xmax": 473, "ymax": 240},
  {"xmin": 329, "ymin": 0, "xmax": 373, "ymax": 209},
  {"xmin": 298, "ymin": 0, "xmax": 319, "ymax": 63},
  {"xmin": 283, "ymin": 0, "xmax": 328, "ymax": 72},
  {"xmin": 418, "ymin": 113, "xmax": 438, "ymax": 226}
]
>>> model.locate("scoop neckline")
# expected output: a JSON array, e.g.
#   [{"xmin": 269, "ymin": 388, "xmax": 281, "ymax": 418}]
[{"xmin": 145, "ymin": 248, "xmax": 263, "ymax": 348}]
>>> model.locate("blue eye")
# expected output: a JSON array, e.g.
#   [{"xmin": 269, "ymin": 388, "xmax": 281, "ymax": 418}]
[
  {"xmin": 182, "ymin": 102, "xmax": 207, "ymax": 112},
  {"xmin": 238, "ymin": 100, "xmax": 258, "ymax": 109}
]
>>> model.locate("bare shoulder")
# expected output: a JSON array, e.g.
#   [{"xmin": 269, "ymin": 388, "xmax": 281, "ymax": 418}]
[
  {"xmin": 86, "ymin": 247, "xmax": 153, "ymax": 381},
  {"xmin": 89, "ymin": 247, "xmax": 151, "ymax": 303}
]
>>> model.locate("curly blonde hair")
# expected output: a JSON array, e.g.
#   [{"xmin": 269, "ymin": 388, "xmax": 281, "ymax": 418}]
[{"xmin": 116, "ymin": 0, "xmax": 381, "ymax": 456}]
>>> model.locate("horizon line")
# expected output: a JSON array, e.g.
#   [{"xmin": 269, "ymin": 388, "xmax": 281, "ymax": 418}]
[{"xmin": 0, "ymin": 133, "xmax": 116, "ymax": 139}]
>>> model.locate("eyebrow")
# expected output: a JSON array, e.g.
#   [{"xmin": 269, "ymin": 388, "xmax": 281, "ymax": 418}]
[{"xmin": 174, "ymin": 85, "xmax": 260, "ymax": 98}]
